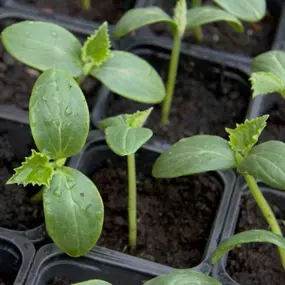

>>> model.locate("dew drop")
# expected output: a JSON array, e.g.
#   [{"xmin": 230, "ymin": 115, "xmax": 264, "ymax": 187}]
[
  {"xmin": 64, "ymin": 106, "xmax": 72, "ymax": 117},
  {"xmin": 42, "ymin": 95, "xmax": 47, "ymax": 101},
  {"xmin": 85, "ymin": 203, "xmax": 92, "ymax": 211},
  {"xmin": 50, "ymin": 30, "xmax": 58, "ymax": 38},
  {"xmin": 80, "ymin": 192, "xmax": 84, "ymax": 197},
  {"xmin": 53, "ymin": 187, "xmax": 62, "ymax": 197},
  {"xmin": 66, "ymin": 179, "xmax": 76, "ymax": 190}
]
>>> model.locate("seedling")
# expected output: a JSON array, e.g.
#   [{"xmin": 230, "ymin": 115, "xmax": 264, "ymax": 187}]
[
  {"xmin": 1, "ymin": 21, "xmax": 165, "ymax": 105},
  {"xmin": 250, "ymin": 50, "xmax": 285, "ymax": 97},
  {"xmin": 113, "ymin": 0, "xmax": 266, "ymax": 124},
  {"xmin": 99, "ymin": 108, "xmax": 153, "ymax": 249},
  {"xmin": 82, "ymin": 0, "xmax": 91, "ymax": 10},
  {"xmin": 153, "ymin": 115, "xmax": 285, "ymax": 268},
  {"xmin": 7, "ymin": 69, "xmax": 104, "ymax": 257}
]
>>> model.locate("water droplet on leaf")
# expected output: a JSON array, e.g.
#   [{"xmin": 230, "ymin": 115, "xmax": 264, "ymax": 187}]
[
  {"xmin": 50, "ymin": 30, "xmax": 58, "ymax": 38},
  {"xmin": 64, "ymin": 106, "xmax": 72, "ymax": 116},
  {"xmin": 66, "ymin": 179, "xmax": 76, "ymax": 190},
  {"xmin": 80, "ymin": 192, "xmax": 84, "ymax": 197},
  {"xmin": 53, "ymin": 187, "xmax": 62, "ymax": 197}
]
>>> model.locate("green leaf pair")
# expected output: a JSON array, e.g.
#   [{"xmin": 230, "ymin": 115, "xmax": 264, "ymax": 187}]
[
  {"xmin": 114, "ymin": 0, "xmax": 266, "ymax": 40},
  {"xmin": 250, "ymin": 51, "xmax": 285, "ymax": 97},
  {"xmin": 2, "ymin": 21, "xmax": 165, "ymax": 104},
  {"xmin": 99, "ymin": 108, "xmax": 153, "ymax": 156},
  {"xmin": 7, "ymin": 69, "xmax": 104, "ymax": 257}
]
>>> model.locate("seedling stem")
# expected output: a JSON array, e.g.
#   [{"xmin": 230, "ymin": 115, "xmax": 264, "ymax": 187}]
[
  {"xmin": 192, "ymin": 0, "xmax": 203, "ymax": 42},
  {"xmin": 82, "ymin": 0, "xmax": 91, "ymax": 10}
]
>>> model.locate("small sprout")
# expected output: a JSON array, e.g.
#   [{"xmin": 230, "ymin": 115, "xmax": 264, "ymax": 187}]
[
  {"xmin": 1, "ymin": 21, "xmax": 165, "ymax": 104},
  {"xmin": 153, "ymin": 115, "xmax": 285, "ymax": 268},
  {"xmin": 99, "ymin": 108, "xmax": 153, "ymax": 249},
  {"xmin": 81, "ymin": 0, "xmax": 91, "ymax": 10},
  {"xmin": 7, "ymin": 69, "xmax": 104, "ymax": 257},
  {"xmin": 114, "ymin": 0, "xmax": 265, "ymax": 124}
]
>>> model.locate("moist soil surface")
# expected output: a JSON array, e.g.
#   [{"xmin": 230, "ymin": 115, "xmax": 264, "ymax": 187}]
[
  {"xmin": 92, "ymin": 156, "xmax": 223, "ymax": 268},
  {"xmin": 106, "ymin": 52, "xmax": 249, "ymax": 144},
  {"xmin": 48, "ymin": 277, "xmax": 72, "ymax": 285},
  {"xmin": 260, "ymin": 96, "xmax": 285, "ymax": 142},
  {"xmin": 0, "ymin": 276, "xmax": 13, "ymax": 285},
  {"xmin": 19, "ymin": 0, "xmax": 135, "ymax": 24},
  {"xmin": 227, "ymin": 194, "xmax": 285, "ymax": 285},
  {"xmin": 0, "ymin": 120, "xmax": 44, "ymax": 230},
  {"xmin": 0, "ymin": 21, "xmax": 99, "ymax": 111},
  {"xmin": 153, "ymin": 0, "xmax": 278, "ymax": 56}
]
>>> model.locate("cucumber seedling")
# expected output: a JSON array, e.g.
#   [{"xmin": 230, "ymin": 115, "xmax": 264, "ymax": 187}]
[
  {"xmin": 153, "ymin": 115, "xmax": 285, "ymax": 268},
  {"xmin": 7, "ymin": 69, "xmax": 104, "ymax": 257},
  {"xmin": 1, "ymin": 21, "xmax": 165, "ymax": 105},
  {"xmin": 99, "ymin": 108, "xmax": 153, "ymax": 249},
  {"xmin": 114, "ymin": 0, "xmax": 265, "ymax": 124}
]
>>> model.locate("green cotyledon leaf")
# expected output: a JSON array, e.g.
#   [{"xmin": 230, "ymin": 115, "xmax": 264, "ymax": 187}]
[
  {"xmin": 152, "ymin": 135, "xmax": 236, "ymax": 178},
  {"xmin": 211, "ymin": 230, "xmax": 285, "ymax": 264},
  {"xmin": 7, "ymin": 150, "xmax": 53, "ymax": 187},
  {"xmin": 74, "ymin": 281, "xmax": 112, "ymax": 285},
  {"xmin": 144, "ymin": 270, "xmax": 221, "ymax": 285},
  {"xmin": 29, "ymin": 69, "xmax": 89, "ymax": 160},
  {"xmin": 226, "ymin": 115, "xmax": 269, "ymax": 157},
  {"xmin": 1, "ymin": 21, "xmax": 83, "ymax": 77},
  {"xmin": 81, "ymin": 22, "xmax": 111, "ymax": 74},
  {"xmin": 44, "ymin": 166, "xmax": 104, "ymax": 257}
]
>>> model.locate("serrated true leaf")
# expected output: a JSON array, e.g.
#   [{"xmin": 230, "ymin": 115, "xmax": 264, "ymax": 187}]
[
  {"xmin": 152, "ymin": 135, "xmax": 236, "ymax": 178},
  {"xmin": 44, "ymin": 166, "xmax": 104, "ymax": 257},
  {"xmin": 7, "ymin": 150, "xmax": 53, "ymax": 187},
  {"xmin": 125, "ymin": 108, "xmax": 153, "ymax": 128},
  {"xmin": 174, "ymin": 0, "xmax": 187, "ymax": 37},
  {"xmin": 81, "ymin": 22, "xmax": 111, "ymax": 73},
  {"xmin": 74, "ymin": 281, "xmax": 112, "ymax": 285},
  {"xmin": 226, "ymin": 115, "xmax": 269, "ymax": 156},
  {"xmin": 105, "ymin": 125, "xmax": 153, "ymax": 156},
  {"xmin": 30, "ymin": 69, "xmax": 89, "ymax": 160},
  {"xmin": 113, "ymin": 7, "xmax": 176, "ymax": 39},
  {"xmin": 214, "ymin": 0, "xmax": 266, "ymax": 22},
  {"xmin": 1, "ymin": 21, "xmax": 83, "ymax": 77},
  {"xmin": 186, "ymin": 7, "xmax": 243, "ymax": 32},
  {"xmin": 252, "ymin": 51, "xmax": 285, "ymax": 80},
  {"xmin": 91, "ymin": 51, "xmax": 165, "ymax": 103},
  {"xmin": 239, "ymin": 141, "xmax": 285, "ymax": 190},
  {"xmin": 211, "ymin": 230, "xmax": 285, "ymax": 264},
  {"xmin": 250, "ymin": 72, "xmax": 285, "ymax": 97},
  {"xmin": 144, "ymin": 270, "xmax": 221, "ymax": 285}
]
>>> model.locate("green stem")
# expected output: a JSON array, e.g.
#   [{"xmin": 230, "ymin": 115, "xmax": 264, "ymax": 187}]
[
  {"xmin": 30, "ymin": 188, "xmax": 44, "ymax": 204},
  {"xmin": 192, "ymin": 0, "xmax": 203, "ymax": 42},
  {"xmin": 82, "ymin": 0, "xmax": 91, "ymax": 9},
  {"xmin": 244, "ymin": 174, "xmax": 285, "ymax": 269},
  {"xmin": 161, "ymin": 32, "xmax": 182, "ymax": 125},
  {"xmin": 127, "ymin": 153, "xmax": 137, "ymax": 249}
]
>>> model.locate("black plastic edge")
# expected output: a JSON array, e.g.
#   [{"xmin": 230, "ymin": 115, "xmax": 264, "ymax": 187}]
[
  {"xmin": 0, "ymin": 230, "xmax": 35, "ymax": 284},
  {"xmin": 212, "ymin": 176, "xmax": 285, "ymax": 285},
  {"xmin": 68, "ymin": 132, "xmax": 236, "ymax": 275}
]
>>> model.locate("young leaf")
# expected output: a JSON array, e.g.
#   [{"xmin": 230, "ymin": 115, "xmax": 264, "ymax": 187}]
[
  {"xmin": 1, "ymin": 21, "xmax": 83, "ymax": 77},
  {"xmin": 213, "ymin": 0, "xmax": 266, "ymax": 22},
  {"xmin": 173, "ymin": 0, "xmax": 187, "ymax": 37},
  {"xmin": 98, "ymin": 114, "xmax": 127, "ymax": 130},
  {"xmin": 91, "ymin": 51, "xmax": 165, "ymax": 104},
  {"xmin": 211, "ymin": 230, "xmax": 285, "ymax": 264},
  {"xmin": 152, "ymin": 135, "xmax": 236, "ymax": 178},
  {"xmin": 113, "ymin": 7, "xmax": 176, "ymax": 39},
  {"xmin": 44, "ymin": 167, "xmax": 104, "ymax": 257},
  {"xmin": 250, "ymin": 72, "xmax": 285, "ymax": 97},
  {"xmin": 7, "ymin": 150, "xmax": 53, "ymax": 187},
  {"xmin": 30, "ymin": 69, "xmax": 89, "ymax": 160},
  {"xmin": 252, "ymin": 51, "xmax": 285, "ymax": 80},
  {"xmin": 125, "ymin": 107, "xmax": 153, "ymax": 128},
  {"xmin": 239, "ymin": 141, "xmax": 285, "ymax": 190},
  {"xmin": 74, "ymin": 281, "xmax": 111, "ymax": 285},
  {"xmin": 81, "ymin": 22, "xmax": 111, "ymax": 74},
  {"xmin": 226, "ymin": 115, "xmax": 269, "ymax": 156},
  {"xmin": 186, "ymin": 7, "xmax": 243, "ymax": 32},
  {"xmin": 105, "ymin": 125, "xmax": 153, "ymax": 156},
  {"xmin": 144, "ymin": 270, "xmax": 221, "ymax": 285}
]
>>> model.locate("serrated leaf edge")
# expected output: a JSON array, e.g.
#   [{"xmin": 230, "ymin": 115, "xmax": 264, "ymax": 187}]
[{"xmin": 7, "ymin": 149, "xmax": 54, "ymax": 187}]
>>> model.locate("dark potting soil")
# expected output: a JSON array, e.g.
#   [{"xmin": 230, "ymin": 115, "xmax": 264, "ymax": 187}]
[
  {"xmin": 261, "ymin": 96, "xmax": 285, "ymax": 142},
  {"xmin": 0, "ymin": 276, "xmax": 13, "ymax": 285},
  {"xmin": 227, "ymin": 195, "xmax": 285, "ymax": 285},
  {"xmin": 106, "ymin": 52, "xmax": 249, "ymax": 144},
  {"xmin": 153, "ymin": 0, "xmax": 278, "ymax": 56},
  {"xmin": 0, "ymin": 120, "xmax": 44, "ymax": 230},
  {"xmin": 19, "ymin": 0, "xmax": 135, "ymax": 24},
  {"xmin": 48, "ymin": 277, "xmax": 72, "ymax": 285},
  {"xmin": 92, "ymin": 159, "xmax": 223, "ymax": 268},
  {"xmin": 0, "ymin": 21, "xmax": 99, "ymax": 110}
]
